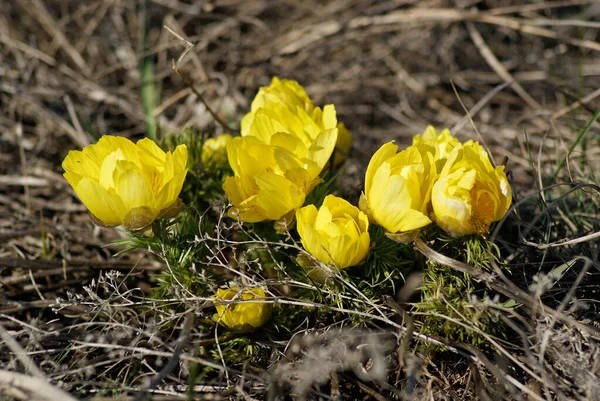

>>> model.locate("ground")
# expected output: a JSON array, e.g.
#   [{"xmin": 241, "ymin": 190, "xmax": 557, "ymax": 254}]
[{"xmin": 1, "ymin": 1, "xmax": 600, "ymax": 400}]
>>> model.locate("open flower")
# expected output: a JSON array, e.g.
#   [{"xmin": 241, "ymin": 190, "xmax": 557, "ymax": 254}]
[
  {"xmin": 62, "ymin": 135, "xmax": 187, "ymax": 231},
  {"xmin": 242, "ymin": 76, "xmax": 353, "ymax": 169},
  {"xmin": 213, "ymin": 287, "xmax": 272, "ymax": 332},
  {"xmin": 296, "ymin": 195, "xmax": 370, "ymax": 269},
  {"xmin": 412, "ymin": 125, "xmax": 460, "ymax": 171},
  {"xmin": 359, "ymin": 142, "xmax": 435, "ymax": 236},
  {"xmin": 432, "ymin": 141, "xmax": 511, "ymax": 237},
  {"xmin": 241, "ymin": 77, "xmax": 314, "ymax": 125},
  {"xmin": 241, "ymin": 77, "xmax": 335, "ymax": 138},
  {"xmin": 201, "ymin": 134, "xmax": 233, "ymax": 166},
  {"xmin": 223, "ymin": 136, "xmax": 322, "ymax": 223},
  {"xmin": 224, "ymin": 78, "xmax": 339, "ymax": 224},
  {"xmin": 240, "ymin": 77, "xmax": 339, "ymax": 173}
]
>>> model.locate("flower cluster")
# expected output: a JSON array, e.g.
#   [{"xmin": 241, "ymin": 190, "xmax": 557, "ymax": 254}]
[
  {"xmin": 61, "ymin": 77, "xmax": 512, "ymax": 333},
  {"xmin": 360, "ymin": 127, "xmax": 511, "ymax": 239},
  {"xmin": 222, "ymin": 77, "xmax": 343, "ymax": 224}
]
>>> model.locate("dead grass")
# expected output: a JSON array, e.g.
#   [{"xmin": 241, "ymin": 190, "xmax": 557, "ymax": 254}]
[{"xmin": 1, "ymin": 0, "xmax": 600, "ymax": 400}]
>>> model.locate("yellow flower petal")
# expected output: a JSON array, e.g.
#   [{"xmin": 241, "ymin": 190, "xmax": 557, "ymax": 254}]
[
  {"xmin": 365, "ymin": 142, "xmax": 398, "ymax": 194},
  {"xmin": 307, "ymin": 128, "xmax": 338, "ymax": 171},
  {"xmin": 432, "ymin": 141, "xmax": 511, "ymax": 236},
  {"xmin": 155, "ymin": 172, "xmax": 187, "ymax": 212},
  {"xmin": 255, "ymin": 173, "xmax": 305, "ymax": 221},
  {"xmin": 213, "ymin": 287, "xmax": 271, "ymax": 332},
  {"xmin": 113, "ymin": 163, "xmax": 155, "ymax": 210},
  {"xmin": 61, "ymin": 150, "xmax": 100, "ymax": 183},
  {"xmin": 333, "ymin": 122, "xmax": 352, "ymax": 167},
  {"xmin": 98, "ymin": 149, "xmax": 125, "ymax": 190},
  {"xmin": 296, "ymin": 195, "xmax": 370, "ymax": 269},
  {"xmin": 74, "ymin": 177, "xmax": 127, "ymax": 226},
  {"xmin": 137, "ymin": 137, "xmax": 167, "ymax": 167}
]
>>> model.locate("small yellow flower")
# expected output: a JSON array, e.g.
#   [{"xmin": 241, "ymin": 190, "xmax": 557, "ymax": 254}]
[
  {"xmin": 201, "ymin": 134, "xmax": 233, "ymax": 166},
  {"xmin": 213, "ymin": 287, "xmax": 272, "ymax": 332},
  {"xmin": 432, "ymin": 141, "xmax": 511, "ymax": 237},
  {"xmin": 296, "ymin": 195, "xmax": 370, "ymax": 269},
  {"xmin": 62, "ymin": 135, "xmax": 187, "ymax": 231},
  {"xmin": 359, "ymin": 142, "xmax": 435, "ymax": 235}
]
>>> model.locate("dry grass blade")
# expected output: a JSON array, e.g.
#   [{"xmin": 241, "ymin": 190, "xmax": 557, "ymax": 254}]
[
  {"xmin": 466, "ymin": 22, "xmax": 541, "ymax": 110},
  {"xmin": 0, "ymin": 370, "xmax": 78, "ymax": 401},
  {"xmin": 0, "ymin": 175, "xmax": 51, "ymax": 187},
  {"xmin": 0, "ymin": 33, "xmax": 56, "ymax": 66},
  {"xmin": 131, "ymin": 313, "xmax": 194, "ymax": 401},
  {"xmin": 478, "ymin": 15, "xmax": 600, "ymax": 53},
  {"xmin": 552, "ymin": 88, "xmax": 600, "ymax": 120},
  {"xmin": 414, "ymin": 237, "xmax": 495, "ymax": 283},
  {"xmin": 349, "ymin": 8, "xmax": 467, "ymax": 28},
  {"xmin": 0, "ymin": 324, "xmax": 44, "ymax": 378},
  {"xmin": 14, "ymin": 0, "xmax": 90, "ymax": 76},
  {"xmin": 488, "ymin": 0, "xmax": 598, "ymax": 15}
]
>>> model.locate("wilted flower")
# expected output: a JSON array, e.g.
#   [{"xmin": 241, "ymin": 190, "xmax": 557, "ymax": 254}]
[
  {"xmin": 224, "ymin": 78, "xmax": 339, "ymax": 223},
  {"xmin": 431, "ymin": 141, "xmax": 511, "ymax": 237},
  {"xmin": 213, "ymin": 286, "xmax": 272, "ymax": 332},
  {"xmin": 359, "ymin": 141, "xmax": 435, "ymax": 236},
  {"xmin": 296, "ymin": 195, "xmax": 370, "ymax": 269},
  {"xmin": 62, "ymin": 135, "xmax": 187, "ymax": 231},
  {"xmin": 201, "ymin": 134, "xmax": 233, "ymax": 166}
]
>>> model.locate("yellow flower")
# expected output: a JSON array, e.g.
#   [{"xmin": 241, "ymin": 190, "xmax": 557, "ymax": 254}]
[
  {"xmin": 201, "ymin": 134, "xmax": 233, "ymax": 166},
  {"xmin": 242, "ymin": 77, "xmax": 314, "ymax": 122},
  {"xmin": 359, "ymin": 142, "xmax": 435, "ymax": 235},
  {"xmin": 296, "ymin": 195, "xmax": 370, "ymax": 269},
  {"xmin": 240, "ymin": 77, "xmax": 338, "ymax": 172},
  {"xmin": 62, "ymin": 135, "xmax": 188, "ymax": 231},
  {"xmin": 224, "ymin": 78, "xmax": 340, "ymax": 223},
  {"xmin": 431, "ymin": 141, "xmax": 511, "ymax": 237},
  {"xmin": 223, "ymin": 136, "xmax": 321, "ymax": 223},
  {"xmin": 412, "ymin": 125, "xmax": 460, "ymax": 171},
  {"xmin": 213, "ymin": 287, "xmax": 272, "ymax": 332}
]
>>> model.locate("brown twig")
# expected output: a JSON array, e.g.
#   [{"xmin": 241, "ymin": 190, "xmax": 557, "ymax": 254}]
[{"xmin": 164, "ymin": 26, "xmax": 235, "ymax": 132}]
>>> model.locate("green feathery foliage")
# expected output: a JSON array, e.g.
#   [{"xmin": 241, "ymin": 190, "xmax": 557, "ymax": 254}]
[{"xmin": 414, "ymin": 229, "xmax": 511, "ymax": 348}]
